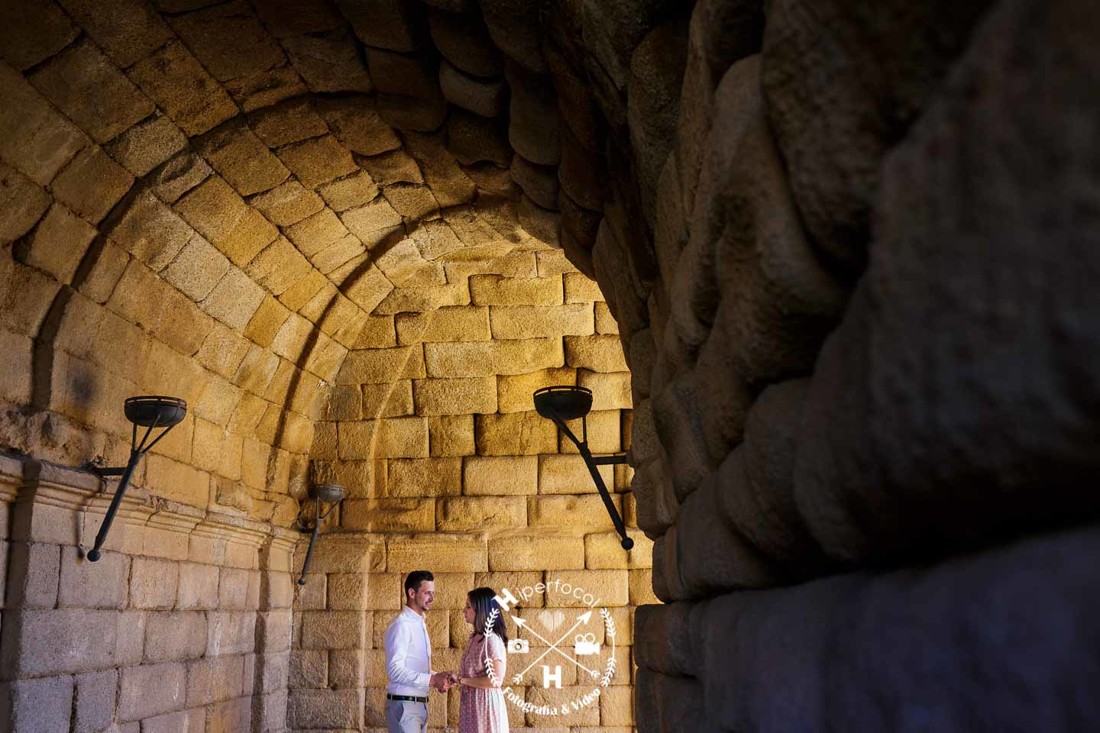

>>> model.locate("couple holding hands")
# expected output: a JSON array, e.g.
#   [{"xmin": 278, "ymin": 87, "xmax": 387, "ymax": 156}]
[{"xmin": 383, "ymin": 570, "xmax": 510, "ymax": 733}]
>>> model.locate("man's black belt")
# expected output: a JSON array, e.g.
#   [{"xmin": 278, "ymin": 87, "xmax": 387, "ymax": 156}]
[{"xmin": 387, "ymin": 693, "xmax": 428, "ymax": 704}]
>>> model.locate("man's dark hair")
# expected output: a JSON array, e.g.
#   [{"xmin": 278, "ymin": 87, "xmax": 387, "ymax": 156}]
[{"xmin": 404, "ymin": 570, "xmax": 434, "ymax": 601}]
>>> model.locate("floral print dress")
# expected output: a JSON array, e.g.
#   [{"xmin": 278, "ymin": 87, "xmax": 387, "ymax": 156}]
[{"xmin": 458, "ymin": 632, "xmax": 510, "ymax": 733}]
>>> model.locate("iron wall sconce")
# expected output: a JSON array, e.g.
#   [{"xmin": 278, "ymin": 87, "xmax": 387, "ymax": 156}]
[
  {"xmin": 533, "ymin": 386, "xmax": 634, "ymax": 550},
  {"xmin": 85, "ymin": 395, "xmax": 187, "ymax": 561},
  {"xmin": 297, "ymin": 483, "xmax": 346, "ymax": 585}
]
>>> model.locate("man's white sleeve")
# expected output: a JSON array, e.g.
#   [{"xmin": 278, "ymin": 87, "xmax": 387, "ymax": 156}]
[{"xmin": 384, "ymin": 621, "xmax": 431, "ymax": 689}]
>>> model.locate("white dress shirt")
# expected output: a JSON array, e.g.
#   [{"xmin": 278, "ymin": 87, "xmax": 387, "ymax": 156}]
[{"xmin": 384, "ymin": 606, "xmax": 432, "ymax": 696}]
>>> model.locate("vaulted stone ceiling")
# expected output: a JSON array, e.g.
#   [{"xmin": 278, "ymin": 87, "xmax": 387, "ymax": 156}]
[{"xmin": 0, "ymin": 0, "xmax": 685, "ymax": 523}]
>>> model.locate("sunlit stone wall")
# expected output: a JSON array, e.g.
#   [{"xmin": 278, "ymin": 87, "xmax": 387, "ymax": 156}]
[{"xmin": 294, "ymin": 257, "xmax": 650, "ymax": 731}]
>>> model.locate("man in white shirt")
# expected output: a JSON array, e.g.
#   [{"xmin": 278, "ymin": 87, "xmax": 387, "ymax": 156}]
[{"xmin": 384, "ymin": 570, "xmax": 453, "ymax": 733}]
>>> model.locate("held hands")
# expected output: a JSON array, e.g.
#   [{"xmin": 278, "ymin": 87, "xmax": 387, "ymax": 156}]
[{"xmin": 430, "ymin": 671, "xmax": 460, "ymax": 692}]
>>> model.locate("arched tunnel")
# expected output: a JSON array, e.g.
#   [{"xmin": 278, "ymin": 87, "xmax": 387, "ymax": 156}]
[{"xmin": 0, "ymin": 0, "xmax": 1098, "ymax": 730}]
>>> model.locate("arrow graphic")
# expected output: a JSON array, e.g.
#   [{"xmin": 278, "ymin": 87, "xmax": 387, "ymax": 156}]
[{"xmin": 512, "ymin": 611, "xmax": 599, "ymax": 678}]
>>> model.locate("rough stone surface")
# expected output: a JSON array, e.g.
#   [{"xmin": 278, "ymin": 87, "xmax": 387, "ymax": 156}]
[{"xmin": 761, "ymin": 0, "xmax": 994, "ymax": 270}]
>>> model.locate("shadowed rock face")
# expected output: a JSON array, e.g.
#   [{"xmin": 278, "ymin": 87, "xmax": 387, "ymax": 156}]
[{"xmin": 1, "ymin": 0, "xmax": 1099, "ymax": 730}]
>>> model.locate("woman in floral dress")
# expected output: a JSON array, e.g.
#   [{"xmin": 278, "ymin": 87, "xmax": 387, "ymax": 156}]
[{"xmin": 454, "ymin": 587, "xmax": 510, "ymax": 733}]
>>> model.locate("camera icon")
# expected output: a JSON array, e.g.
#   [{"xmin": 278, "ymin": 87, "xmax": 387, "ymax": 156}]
[{"xmin": 506, "ymin": 639, "xmax": 530, "ymax": 654}]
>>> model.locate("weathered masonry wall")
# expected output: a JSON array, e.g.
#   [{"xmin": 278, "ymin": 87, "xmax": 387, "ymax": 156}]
[
  {"xmin": 0, "ymin": 455, "xmax": 297, "ymax": 731},
  {"xmin": 606, "ymin": 0, "xmax": 1100, "ymax": 730},
  {"xmin": 295, "ymin": 265, "xmax": 648, "ymax": 731}
]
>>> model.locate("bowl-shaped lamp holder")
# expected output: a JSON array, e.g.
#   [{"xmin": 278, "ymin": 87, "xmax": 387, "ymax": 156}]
[
  {"xmin": 297, "ymin": 483, "xmax": 346, "ymax": 585},
  {"xmin": 85, "ymin": 396, "xmax": 187, "ymax": 562},
  {"xmin": 533, "ymin": 386, "xmax": 634, "ymax": 550}
]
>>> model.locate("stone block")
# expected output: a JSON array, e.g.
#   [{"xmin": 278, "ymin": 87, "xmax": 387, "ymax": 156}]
[
  {"xmin": 112, "ymin": 191, "xmax": 195, "ymax": 272},
  {"xmin": 0, "ymin": 675, "xmax": 74, "ymax": 733},
  {"xmin": 248, "ymin": 179, "xmax": 325, "ymax": 227},
  {"xmin": 475, "ymin": 412, "xmax": 559, "ymax": 456},
  {"xmin": 327, "ymin": 648, "xmax": 366, "ymax": 688},
  {"xmin": 318, "ymin": 171, "xmax": 380, "ymax": 213},
  {"xmin": 563, "ymin": 272, "xmax": 605, "ymax": 303},
  {"xmin": 106, "ymin": 113, "xmax": 188, "ymax": 177},
  {"xmin": 463, "ymin": 455, "xmax": 538, "ymax": 496},
  {"xmin": 287, "ymin": 688, "xmax": 362, "ymax": 730},
  {"xmin": 127, "ymin": 41, "xmax": 237, "ymax": 136},
  {"xmin": 163, "ymin": 233, "xmax": 232, "ymax": 302},
  {"xmin": 218, "ymin": 567, "xmax": 253, "ymax": 610},
  {"xmin": 118, "ymin": 662, "xmax": 186, "ymax": 722},
  {"xmin": 176, "ymin": 177, "xmax": 278, "ymax": 267},
  {"xmin": 0, "ymin": 63, "xmax": 86, "ymax": 186},
  {"xmin": 326, "ymin": 573, "xmax": 368, "ymax": 611},
  {"xmin": 361, "ymin": 380, "xmax": 415, "ymax": 419},
  {"xmin": 140, "ymin": 708, "xmax": 205, "ymax": 733},
  {"xmin": 438, "ymin": 497, "xmax": 528, "ymax": 531},
  {"xmin": 529, "ymin": 495, "xmax": 624, "ymax": 532},
  {"xmin": 565, "ymin": 335, "xmax": 628, "ymax": 373},
  {"xmin": 4, "ymin": 542, "xmax": 60, "ymax": 609},
  {"xmin": 413, "ymin": 377, "xmax": 498, "ymax": 415},
  {"xmin": 600, "ymin": 685, "xmax": 634, "ymax": 727},
  {"xmin": 51, "ymin": 146, "xmax": 133, "ymax": 225},
  {"xmin": 544, "ymin": 568, "xmax": 629, "ymax": 608},
  {"xmin": 488, "ymin": 533, "xmax": 585, "ymax": 571},
  {"xmin": 440, "ymin": 60, "xmax": 507, "ymax": 117},
  {"xmin": 426, "ymin": 338, "xmax": 565, "ymax": 378},
  {"xmin": 29, "ymin": 39, "xmax": 155, "ymax": 144},
  {"xmin": 429, "ymin": 414, "xmax": 476, "ymax": 457},
  {"xmin": 585, "ymin": 531, "xmax": 651, "ymax": 570},
  {"xmin": 577, "ymin": 370, "xmax": 632, "ymax": 411},
  {"xmin": 200, "ymin": 266, "xmax": 265, "ymax": 332},
  {"xmin": 0, "ymin": 161, "xmax": 49, "ymax": 244},
  {"xmin": 73, "ymin": 668, "xmax": 117, "ymax": 733},
  {"xmin": 470, "ymin": 275, "xmax": 564, "ymax": 306},
  {"xmin": 290, "ymin": 649, "xmax": 328, "ymax": 689},
  {"xmin": 177, "ymin": 562, "xmax": 220, "ymax": 610},
  {"xmin": 338, "ymin": 346, "xmax": 426, "ymax": 385},
  {"xmin": 338, "ymin": 197, "xmax": 405, "ymax": 247},
  {"xmin": 1, "ymin": 609, "xmax": 118, "ymax": 677},
  {"xmin": 483, "ymin": 0, "xmax": 551, "ymax": 67},
  {"xmin": 186, "ymin": 655, "xmax": 244, "ymax": 708},
  {"xmin": 114, "ymin": 610, "xmax": 146, "ymax": 667},
  {"xmin": 316, "ymin": 96, "xmax": 402, "ymax": 157},
  {"xmin": 149, "ymin": 151, "xmax": 212, "ymax": 205},
  {"xmin": 283, "ymin": 27, "xmax": 374, "ymax": 94},
  {"xmin": 427, "ymin": 7, "xmax": 503, "ymax": 78},
  {"xmin": 497, "ymin": 368, "xmax": 577, "ymax": 414},
  {"xmin": 396, "ymin": 306, "xmax": 491, "ymax": 344},
  {"xmin": 207, "ymin": 612, "xmax": 257, "ymax": 656},
  {"xmin": 510, "ymin": 154, "xmax": 559, "ymax": 209},
  {"xmin": 167, "ymin": 0, "xmax": 284, "ymax": 82},
  {"xmin": 0, "ymin": 0, "xmax": 77, "ymax": 70},
  {"xmin": 61, "ymin": 0, "xmax": 173, "ymax": 68},
  {"xmin": 538, "ymin": 455, "xmax": 613, "ymax": 495},
  {"xmin": 194, "ymin": 120, "xmax": 290, "ymax": 197},
  {"xmin": 58, "ymin": 545, "xmax": 129, "ymax": 609},
  {"xmin": 278, "ymin": 135, "xmax": 359, "ymax": 188},
  {"xmin": 144, "ymin": 611, "xmax": 208, "ymax": 663},
  {"xmin": 489, "ymin": 303, "xmax": 595, "ymax": 340},
  {"xmin": 595, "ymin": 301, "xmax": 619, "ymax": 335},
  {"xmin": 300, "ymin": 610, "xmax": 367, "ymax": 650},
  {"xmin": 247, "ymin": 96, "xmax": 326, "ymax": 147},
  {"xmin": 341, "ymin": 498, "xmax": 436, "ymax": 532},
  {"xmin": 385, "ymin": 533, "xmax": 488, "ymax": 573},
  {"xmin": 365, "ymin": 575, "xmax": 402, "ymax": 612},
  {"xmin": 388, "ymin": 457, "xmax": 463, "ymax": 497}
]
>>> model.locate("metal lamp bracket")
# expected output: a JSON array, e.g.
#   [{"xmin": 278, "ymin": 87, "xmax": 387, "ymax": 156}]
[
  {"xmin": 84, "ymin": 396, "xmax": 187, "ymax": 562},
  {"xmin": 534, "ymin": 386, "xmax": 634, "ymax": 550},
  {"xmin": 297, "ymin": 483, "xmax": 346, "ymax": 585}
]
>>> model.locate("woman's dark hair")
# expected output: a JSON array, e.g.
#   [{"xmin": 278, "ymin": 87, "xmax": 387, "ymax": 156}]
[
  {"xmin": 404, "ymin": 570, "xmax": 434, "ymax": 602},
  {"xmin": 468, "ymin": 587, "xmax": 508, "ymax": 643}
]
